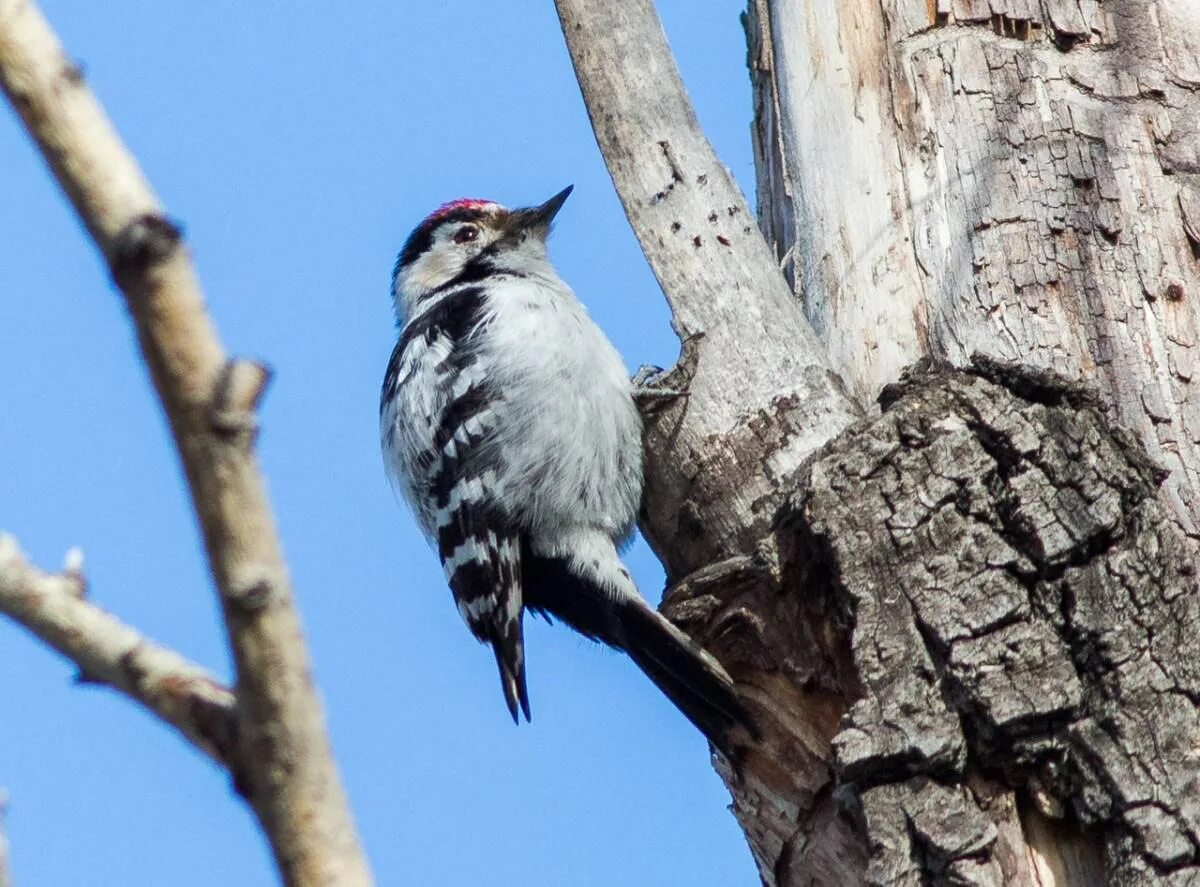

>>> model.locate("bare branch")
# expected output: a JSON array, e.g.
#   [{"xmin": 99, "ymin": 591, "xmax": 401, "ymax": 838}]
[
  {"xmin": 0, "ymin": 535, "xmax": 236, "ymax": 765},
  {"xmin": 0, "ymin": 790, "xmax": 9, "ymax": 887},
  {"xmin": 0, "ymin": 2, "xmax": 371, "ymax": 883},
  {"xmin": 554, "ymin": 0, "xmax": 805, "ymax": 343},
  {"xmin": 554, "ymin": 0, "xmax": 858, "ymax": 576}
]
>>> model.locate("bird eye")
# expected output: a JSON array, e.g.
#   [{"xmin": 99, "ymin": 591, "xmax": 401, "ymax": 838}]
[{"xmin": 453, "ymin": 226, "xmax": 479, "ymax": 244}]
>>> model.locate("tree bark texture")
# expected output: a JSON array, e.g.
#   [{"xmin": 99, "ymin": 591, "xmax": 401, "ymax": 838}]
[
  {"xmin": 665, "ymin": 359, "xmax": 1200, "ymax": 884},
  {"xmin": 747, "ymin": 0, "xmax": 1200, "ymax": 538},
  {"xmin": 631, "ymin": 2, "xmax": 1200, "ymax": 883}
]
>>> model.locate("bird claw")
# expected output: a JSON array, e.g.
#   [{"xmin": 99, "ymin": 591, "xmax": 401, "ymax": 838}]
[
  {"xmin": 632, "ymin": 364, "xmax": 689, "ymax": 410},
  {"xmin": 631, "ymin": 363, "xmax": 667, "ymax": 389}
]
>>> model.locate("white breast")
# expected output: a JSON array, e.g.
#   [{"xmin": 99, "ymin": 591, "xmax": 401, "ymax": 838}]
[{"xmin": 480, "ymin": 272, "xmax": 644, "ymax": 541}]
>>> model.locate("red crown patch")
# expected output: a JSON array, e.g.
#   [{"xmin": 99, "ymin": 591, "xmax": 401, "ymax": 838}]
[{"xmin": 425, "ymin": 198, "xmax": 500, "ymax": 223}]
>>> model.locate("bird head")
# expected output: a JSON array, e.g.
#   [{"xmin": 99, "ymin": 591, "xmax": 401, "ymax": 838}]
[{"xmin": 391, "ymin": 186, "xmax": 573, "ymax": 322}]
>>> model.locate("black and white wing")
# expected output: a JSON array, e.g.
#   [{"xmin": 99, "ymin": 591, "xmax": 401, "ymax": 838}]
[
  {"xmin": 430, "ymin": 375, "xmax": 528, "ymax": 722},
  {"xmin": 381, "ymin": 287, "xmax": 529, "ymax": 722}
]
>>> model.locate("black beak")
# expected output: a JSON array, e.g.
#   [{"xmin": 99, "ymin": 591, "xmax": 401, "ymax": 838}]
[{"xmin": 512, "ymin": 185, "xmax": 573, "ymax": 234}]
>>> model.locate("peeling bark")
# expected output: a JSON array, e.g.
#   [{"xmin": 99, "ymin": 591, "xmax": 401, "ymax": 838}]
[
  {"xmin": 665, "ymin": 359, "xmax": 1200, "ymax": 885},
  {"xmin": 700, "ymin": 4, "xmax": 1200, "ymax": 879},
  {"xmin": 747, "ymin": 0, "xmax": 1200, "ymax": 537}
]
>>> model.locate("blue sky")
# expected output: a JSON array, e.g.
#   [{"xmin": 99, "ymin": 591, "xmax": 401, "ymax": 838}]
[{"xmin": 0, "ymin": 3, "xmax": 760, "ymax": 884}]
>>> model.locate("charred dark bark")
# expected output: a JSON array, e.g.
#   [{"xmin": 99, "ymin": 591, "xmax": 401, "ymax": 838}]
[{"xmin": 663, "ymin": 358, "xmax": 1200, "ymax": 885}]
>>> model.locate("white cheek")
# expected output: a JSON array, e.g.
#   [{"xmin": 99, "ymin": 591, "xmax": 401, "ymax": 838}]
[{"xmin": 408, "ymin": 250, "xmax": 466, "ymax": 292}]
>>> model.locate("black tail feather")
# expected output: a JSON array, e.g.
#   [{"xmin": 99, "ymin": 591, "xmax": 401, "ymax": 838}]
[
  {"xmin": 522, "ymin": 543, "xmax": 751, "ymax": 752},
  {"xmin": 489, "ymin": 622, "xmax": 531, "ymax": 723},
  {"xmin": 617, "ymin": 597, "xmax": 750, "ymax": 751},
  {"xmin": 521, "ymin": 542, "xmax": 622, "ymax": 644}
]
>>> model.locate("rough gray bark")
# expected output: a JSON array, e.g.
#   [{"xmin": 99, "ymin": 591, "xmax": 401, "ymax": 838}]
[
  {"xmin": 665, "ymin": 359, "xmax": 1200, "ymax": 884},
  {"xmin": 694, "ymin": 1, "xmax": 1200, "ymax": 882},
  {"xmin": 747, "ymin": 0, "xmax": 1200, "ymax": 537}
]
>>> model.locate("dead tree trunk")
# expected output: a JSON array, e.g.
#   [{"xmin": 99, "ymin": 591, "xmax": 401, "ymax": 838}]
[
  {"xmin": 688, "ymin": 1, "xmax": 1200, "ymax": 883},
  {"xmin": 558, "ymin": 0, "xmax": 1200, "ymax": 883}
]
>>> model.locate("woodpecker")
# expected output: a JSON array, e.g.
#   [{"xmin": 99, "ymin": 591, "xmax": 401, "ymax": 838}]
[{"xmin": 380, "ymin": 187, "xmax": 748, "ymax": 750}]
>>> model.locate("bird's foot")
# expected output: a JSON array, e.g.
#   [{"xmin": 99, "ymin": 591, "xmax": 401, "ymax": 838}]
[{"xmin": 632, "ymin": 364, "xmax": 689, "ymax": 410}]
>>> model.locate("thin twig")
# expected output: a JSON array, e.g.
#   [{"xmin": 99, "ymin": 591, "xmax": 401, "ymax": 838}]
[
  {"xmin": 0, "ymin": 535, "xmax": 236, "ymax": 764},
  {"xmin": 0, "ymin": 2, "xmax": 371, "ymax": 884}
]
